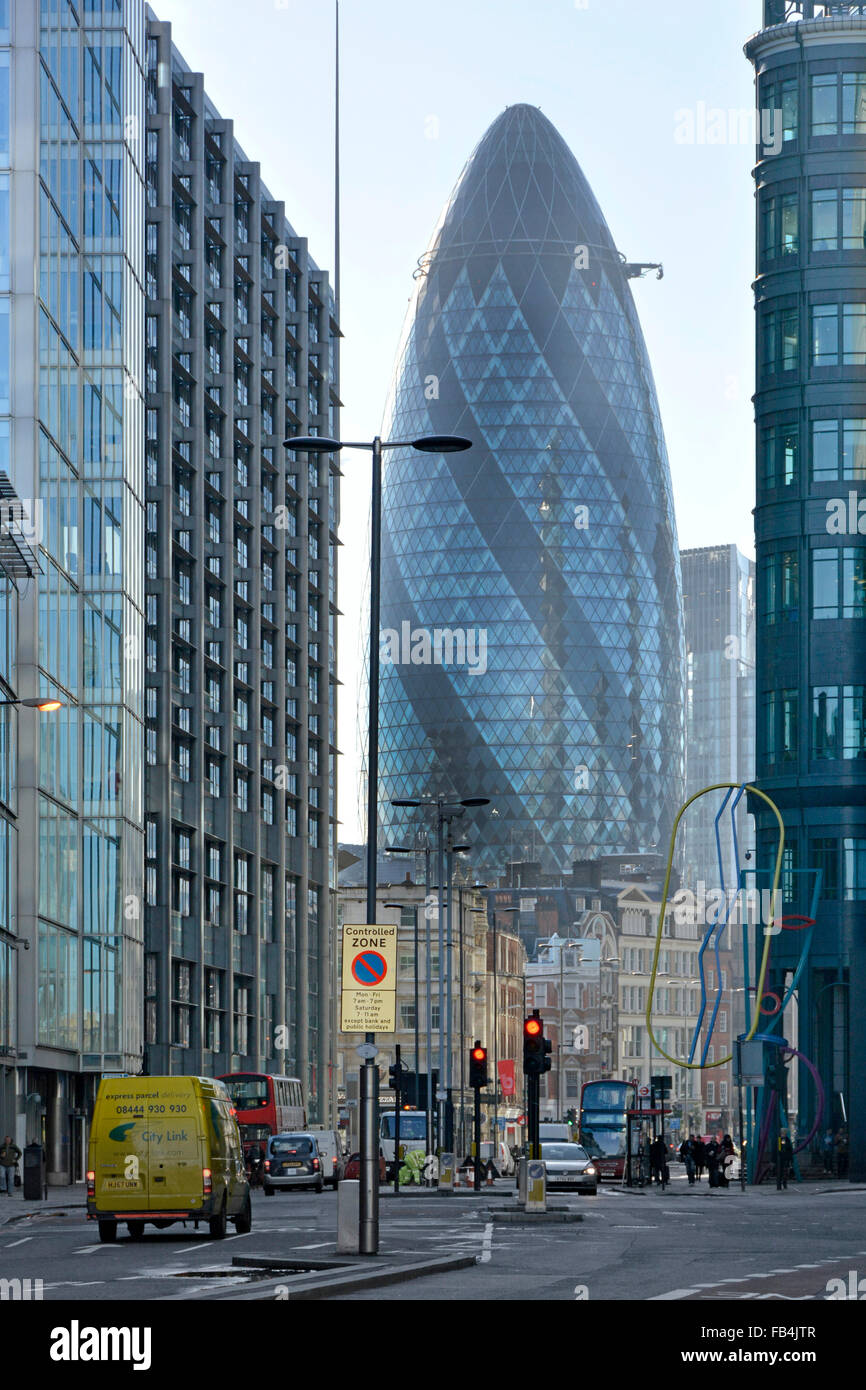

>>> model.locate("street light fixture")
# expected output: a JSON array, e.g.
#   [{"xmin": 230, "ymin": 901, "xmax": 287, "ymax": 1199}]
[
  {"xmin": 0, "ymin": 696, "xmax": 64, "ymax": 711},
  {"xmin": 285, "ymin": 431, "xmax": 472, "ymax": 1252}
]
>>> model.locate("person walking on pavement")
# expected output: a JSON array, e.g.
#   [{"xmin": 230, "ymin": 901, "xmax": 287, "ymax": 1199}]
[
  {"xmin": 0, "ymin": 1135, "xmax": 21, "ymax": 1195},
  {"xmin": 679, "ymin": 1134, "xmax": 697, "ymax": 1185},
  {"xmin": 693, "ymin": 1135, "xmax": 706, "ymax": 1182},
  {"xmin": 777, "ymin": 1128, "xmax": 794, "ymax": 1189},
  {"xmin": 650, "ymin": 1134, "xmax": 668, "ymax": 1189},
  {"xmin": 705, "ymin": 1136, "xmax": 721, "ymax": 1188}
]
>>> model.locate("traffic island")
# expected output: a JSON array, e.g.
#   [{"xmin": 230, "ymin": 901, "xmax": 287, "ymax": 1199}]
[
  {"xmin": 487, "ymin": 1209, "xmax": 583, "ymax": 1224},
  {"xmin": 190, "ymin": 1251, "xmax": 480, "ymax": 1300}
]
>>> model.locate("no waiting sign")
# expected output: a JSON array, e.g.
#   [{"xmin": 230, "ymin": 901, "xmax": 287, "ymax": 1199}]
[{"xmin": 340, "ymin": 923, "xmax": 398, "ymax": 1033}]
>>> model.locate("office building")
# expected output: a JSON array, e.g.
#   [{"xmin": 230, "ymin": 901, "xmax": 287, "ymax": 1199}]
[
  {"xmin": 747, "ymin": 1, "xmax": 866, "ymax": 1176},
  {"xmin": 143, "ymin": 13, "xmax": 340, "ymax": 1121},
  {"xmin": 378, "ymin": 103, "xmax": 685, "ymax": 879},
  {"xmin": 681, "ymin": 545, "xmax": 755, "ymax": 889}
]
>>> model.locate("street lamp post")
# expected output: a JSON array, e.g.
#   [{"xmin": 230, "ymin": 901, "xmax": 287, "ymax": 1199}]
[
  {"xmin": 285, "ymin": 431, "xmax": 471, "ymax": 1254},
  {"xmin": 492, "ymin": 909, "xmax": 518, "ymax": 1162},
  {"xmin": 392, "ymin": 794, "xmax": 489, "ymax": 1173}
]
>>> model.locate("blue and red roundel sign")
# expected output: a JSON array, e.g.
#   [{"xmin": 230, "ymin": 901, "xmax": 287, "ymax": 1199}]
[{"xmin": 351, "ymin": 950, "xmax": 388, "ymax": 987}]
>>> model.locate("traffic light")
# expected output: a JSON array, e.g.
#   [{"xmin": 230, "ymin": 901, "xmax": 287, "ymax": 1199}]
[
  {"xmin": 388, "ymin": 1059, "xmax": 406, "ymax": 1091},
  {"xmin": 524, "ymin": 1011, "xmax": 551, "ymax": 1077},
  {"xmin": 469, "ymin": 1043, "xmax": 489, "ymax": 1089},
  {"xmin": 766, "ymin": 1053, "xmax": 787, "ymax": 1095},
  {"xmin": 565, "ymin": 1107, "xmax": 577, "ymax": 1129}
]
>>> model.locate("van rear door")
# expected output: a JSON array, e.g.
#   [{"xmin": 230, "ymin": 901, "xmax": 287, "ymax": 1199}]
[
  {"xmin": 141, "ymin": 1083, "xmax": 202, "ymax": 1211},
  {"xmin": 90, "ymin": 1086, "xmax": 149, "ymax": 1214}
]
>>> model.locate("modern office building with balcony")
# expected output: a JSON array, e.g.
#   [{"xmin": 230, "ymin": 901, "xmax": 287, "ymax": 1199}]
[
  {"xmin": 681, "ymin": 545, "xmax": 755, "ymax": 890},
  {"xmin": 746, "ymin": 1, "xmax": 866, "ymax": 1176},
  {"xmin": 378, "ymin": 103, "xmax": 685, "ymax": 881},
  {"xmin": 143, "ymin": 15, "xmax": 339, "ymax": 1120}
]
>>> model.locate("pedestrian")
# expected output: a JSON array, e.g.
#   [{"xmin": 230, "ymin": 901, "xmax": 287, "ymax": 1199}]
[
  {"xmin": 705, "ymin": 1137, "xmax": 721, "ymax": 1188},
  {"xmin": 0, "ymin": 1135, "xmax": 20, "ymax": 1195},
  {"xmin": 776, "ymin": 1128, "xmax": 794, "ymax": 1189},
  {"xmin": 834, "ymin": 1127, "xmax": 848, "ymax": 1179},
  {"xmin": 650, "ymin": 1134, "xmax": 668, "ymax": 1189},
  {"xmin": 693, "ymin": 1136, "xmax": 706, "ymax": 1181},
  {"xmin": 679, "ymin": 1134, "xmax": 697, "ymax": 1185},
  {"xmin": 821, "ymin": 1129, "xmax": 835, "ymax": 1175}
]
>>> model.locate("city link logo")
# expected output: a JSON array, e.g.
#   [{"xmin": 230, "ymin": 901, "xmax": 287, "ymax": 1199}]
[{"xmin": 49, "ymin": 1321, "xmax": 152, "ymax": 1371}]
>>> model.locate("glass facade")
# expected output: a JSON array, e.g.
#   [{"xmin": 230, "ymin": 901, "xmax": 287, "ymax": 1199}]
[
  {"xmin": 378, "ymin": 105, "xmax": 684, "ymax": 876},
  {"xmin": 681, "ymin": 546, "xmax": 755, "ymax": 890},
  {"xmin": 749, "ymin": 3, "xmax": 866, "ymax": 1173}
]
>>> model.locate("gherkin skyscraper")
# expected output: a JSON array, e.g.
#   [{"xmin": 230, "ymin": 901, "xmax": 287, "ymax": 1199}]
[{"xmin": 378, "ymin": 104, "xmax": 684, "ymax": 876}]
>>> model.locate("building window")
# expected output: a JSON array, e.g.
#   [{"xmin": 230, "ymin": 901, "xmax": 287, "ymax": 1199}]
[
  {"xmin": 812, "ymin": 418, "xmax": 866, "ymax": 483},
  {"xmin": 399, "ymin": 1002, "xmax": 416, "ymax": 1029},
  {"xmin": 843, "ymin": 839, "xmax": 866, "ymax": 900},
  {"xmin": 762, "ymin": 551, "xmax": 799, "ymax": 624},
  {"xmin": 812, "ymin": 548, "xmax": 866, "ymax": 620},
  {"xmin": 706, "ymin": 1081, "xmax": 715, "ymax": 1106},
  {"xmin": 764, "ymin": 689, "xmax": 799, "ymax": 765},
  {"xmin": 811, "ymin": 73, "xmax": 838, "ymax": 138},
  {"xmin": 763, "ymin": 192, "xmax": 798, "ymax": 260},
  {"xmin": 812, "ymin": 188, "xmax": 838, "ymax": 251},
  {"xmin": 812, "ymin": 304, "xmax": 866, "ymax": 368},
  {"xmin": 812, "ymin": 838, "xmax": 839, "ymax": 900},
  {"xmin": 844, "ymin": 72, "xmax": 866, "ymax": 135}
]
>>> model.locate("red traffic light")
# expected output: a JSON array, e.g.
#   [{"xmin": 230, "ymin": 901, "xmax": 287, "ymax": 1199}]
[
  {"xmin": 471, "ymin": 1046, "xmax": 487, "ymax": 1062},
  {"xmin": 524, "ymin": 1017, "xmax": 542, "ymax": 1037}
]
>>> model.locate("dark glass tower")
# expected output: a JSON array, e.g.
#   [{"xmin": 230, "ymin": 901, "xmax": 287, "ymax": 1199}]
[
  {"xmin": 747, "ymin": 2, "xmax": 866, "ymax": 1179},
  {"xmin": 378, "ymin": 104, "xmax": 684, "ymax": 877}
]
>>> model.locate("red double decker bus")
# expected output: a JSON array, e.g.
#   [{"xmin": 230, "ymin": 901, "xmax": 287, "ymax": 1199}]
[
  {"xmin": 218, "ymin": 1073, "xmax": 305, "ymax": 1157},
  {"xmin": 578, "ymin": 1079, "xmax": 637, "ymax": 1180}
]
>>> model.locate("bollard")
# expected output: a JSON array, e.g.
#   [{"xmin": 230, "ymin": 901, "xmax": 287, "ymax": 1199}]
[{"xmin": 336, "ymin": 1178, "xmax": 360, "ymax": 1253}]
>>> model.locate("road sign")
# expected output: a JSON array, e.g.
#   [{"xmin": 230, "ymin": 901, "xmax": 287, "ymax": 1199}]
[
  {"xmin": 356, "ymin": 1043, "xmax": 378, "ymax": 1060},
  {"xmin": 341, "ymin": 923, "xmax": 398, "ymax": 1032}
]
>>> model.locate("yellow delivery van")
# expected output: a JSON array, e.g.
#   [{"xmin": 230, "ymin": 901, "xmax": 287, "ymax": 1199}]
[{"xmin": 87, "ymin": 1076, "xmax": 251, "ymax": 1243}]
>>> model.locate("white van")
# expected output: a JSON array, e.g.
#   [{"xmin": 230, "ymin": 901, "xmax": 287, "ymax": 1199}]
[{"xmin": 309, "ymin": 1129, "xmax": 345, "ymax": 1188}]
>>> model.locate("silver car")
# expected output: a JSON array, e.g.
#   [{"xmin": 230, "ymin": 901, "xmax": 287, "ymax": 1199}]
[
  {"xmin": 541, "ymin": 1142, "xmax": 599, "ymax": 1194},
  {"xmin": 263, "ymin": 1133, "xmax": 325, "ymax": 1194}
]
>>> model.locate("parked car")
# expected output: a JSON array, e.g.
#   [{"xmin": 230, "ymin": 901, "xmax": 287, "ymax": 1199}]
[
  {"xmin": 263, "ymin": 1133, "xmax": 325, "ymax": 1194},
  {"xmin": 309, "ymin": 1129, "xmax": 346, "ymax": 1188},
  {"xmin": 540, "ymin": 1141, "xmax": 599, "ymax": 1194},
  {"xmin": 344, "ymin": 1151, "xmax": 387, "ymax": 1182}
]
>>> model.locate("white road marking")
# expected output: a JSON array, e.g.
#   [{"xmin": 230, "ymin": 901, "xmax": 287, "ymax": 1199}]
[
  {"xmin": 72, "ymin": 1245, "xmax": 108, "ymax": 1254},
  {"xmin": 294, "ymin": 1242, "xmax": 331, "ymax": 1250},
  {"xmin": 649, "ymin": 1289, "xmax": 696, "ymax": 1300},
  {"xmin": 4, "ymin": 1236, "xmax": 32, "ymax": 1247},
  {"xmin": 479, "ymin": 1222, "xmax": 493, "ymax": 1264}
]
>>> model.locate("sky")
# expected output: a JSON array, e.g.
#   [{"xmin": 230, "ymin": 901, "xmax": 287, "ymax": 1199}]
[{"xmin": 157, "ymin": 0, "xmax": 765, "ymax": 842}]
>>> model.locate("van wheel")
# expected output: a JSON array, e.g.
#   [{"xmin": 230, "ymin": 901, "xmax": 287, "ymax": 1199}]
[
  {"xmin": 98, "ymin": 1221, "xmax": 117, "ymax": 1244},
  {"xmin": 314, "ymin": 1177, "xmax": 324, "ymax": 1194},
  {"xmin": 234, "ymin": 1192, "xmax": 252, "ymax": 1234},
  {"xmin": 263, "ymin": 1183, "xmax": 274, "ymax": 1196},
  {"xmin": 208, "ymin": 1196, "xmax": 227, "ymax": 1239},
  {"xmin": 127, "ymin": 1220, "xmax": 146, "ymax": 1240}
]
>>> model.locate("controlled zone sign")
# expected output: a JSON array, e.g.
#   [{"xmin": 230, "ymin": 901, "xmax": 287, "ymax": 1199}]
[{"xmin": 340, "ymin": 923, "xmax": 398, "ymax": 1032}]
